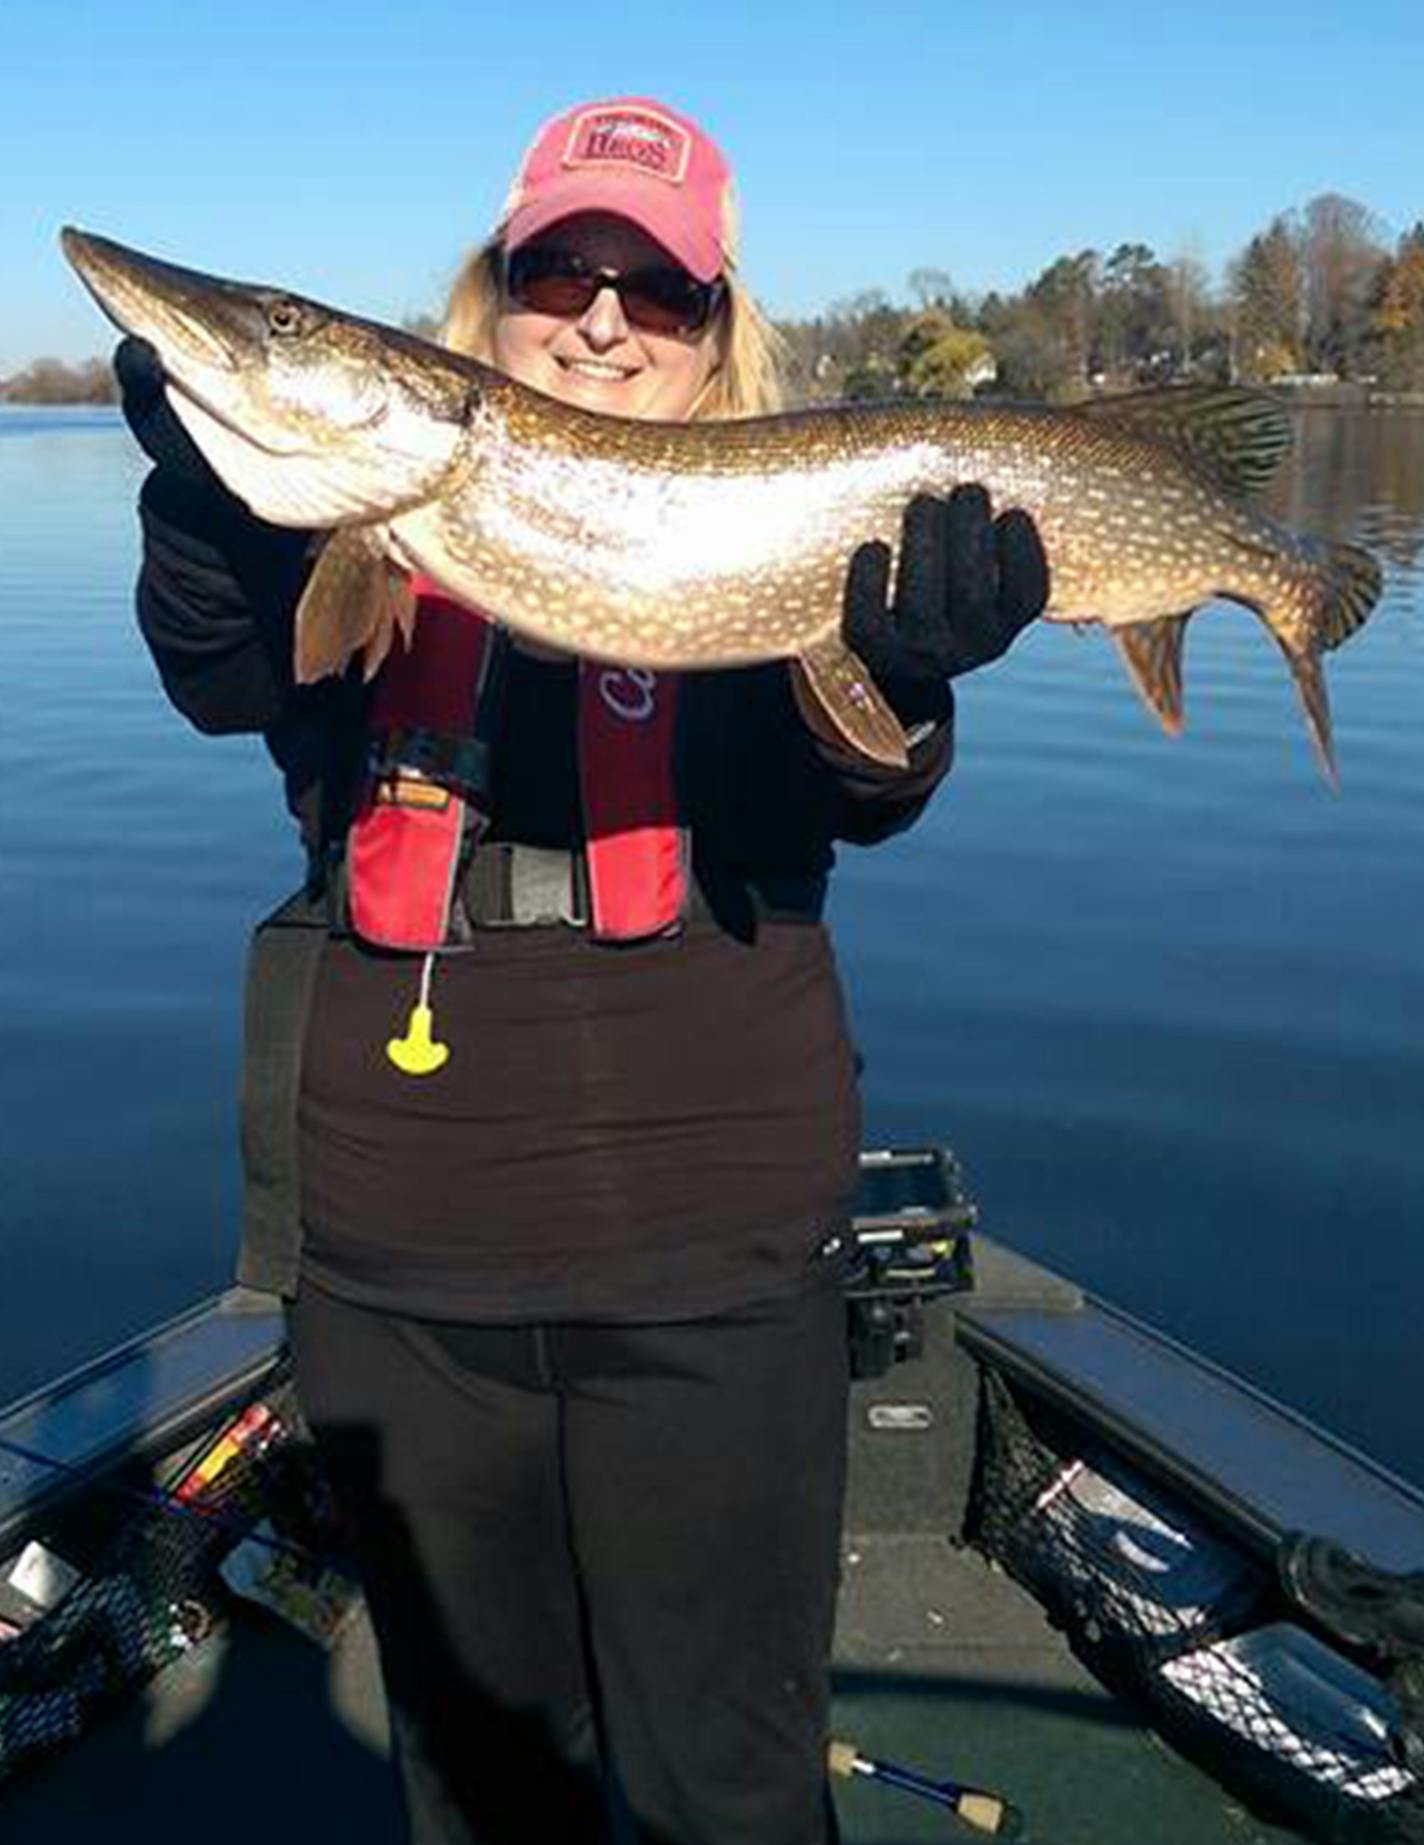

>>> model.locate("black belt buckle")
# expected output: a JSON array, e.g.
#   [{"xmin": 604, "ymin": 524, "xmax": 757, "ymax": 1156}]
[{"xmin": 460, "ymin": 843, "xmax": 588, "ymax": 930}]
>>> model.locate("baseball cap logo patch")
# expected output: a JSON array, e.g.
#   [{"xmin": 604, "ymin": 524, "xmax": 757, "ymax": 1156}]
[
  {"xmin": 500, "ymin": 96, "xmax": 737, "ymax": 281},
  {"xmin": 563, "ymin": 107, "xmax": 692, "ymax": 186}
]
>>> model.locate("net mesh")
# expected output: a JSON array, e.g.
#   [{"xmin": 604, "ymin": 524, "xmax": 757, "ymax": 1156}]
[
  {"xmin": 0, "ymin": 1378, "xmax": 350, "ymax": 1785},
  {"xmin": 967, "ymin": 1370, "xmax": 1424, "ymax": 1844}
]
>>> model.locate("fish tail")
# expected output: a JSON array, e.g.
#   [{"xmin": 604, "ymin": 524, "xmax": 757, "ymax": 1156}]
[
  {"xmin": 1254, "ymin": 582, "xmax": 1338, "ymax": 787},
  {"xmin": 1310, "ymin": 537, "xmax": 1384, "ymax": 653},
  {"xmin": 1297, "ymin": 537, "xmax": 1382, "ymax": 780},
  {"xmin": 1250, "ymin": 532, "xmax": 1382, "ymax": 784},
  {"xmin": 1284, "ymin": 644, "xmax": 1338, "ymax": 789}
]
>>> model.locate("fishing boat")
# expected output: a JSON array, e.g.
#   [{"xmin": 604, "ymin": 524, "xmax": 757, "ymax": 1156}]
[{"xmin": 1, "ymin": 1147, "xmax": 1420, "ymax": 1843}]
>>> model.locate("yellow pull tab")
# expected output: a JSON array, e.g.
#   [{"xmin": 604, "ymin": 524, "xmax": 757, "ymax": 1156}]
[
  {"xmin": 387, "ymin": 960, "xmax": 449, "ymax": 1075},
  {"xmin": 387, "ymin": 1002, "xmax": 449, "ymax": 1076}
]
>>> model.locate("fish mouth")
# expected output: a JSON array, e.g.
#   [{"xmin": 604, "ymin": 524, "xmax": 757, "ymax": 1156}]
[
  {"xmin": 62, "ymin": 227, "xmax": 286, "ymax": 456},
  {"xmin": 61, "ymin": 226, "xmax": 394, "ymax": 459},
  {"xmin": 61, "ymin": 227, "xmax": 262, "ymax": 374}
]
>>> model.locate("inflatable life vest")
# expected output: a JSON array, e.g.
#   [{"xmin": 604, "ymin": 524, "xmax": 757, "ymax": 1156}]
[{"xmin": 345, "ymin": 582, "xmax": 688, "ymax": 950}]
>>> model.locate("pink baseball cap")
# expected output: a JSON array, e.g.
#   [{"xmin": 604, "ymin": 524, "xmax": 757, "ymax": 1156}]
[{"xmin": 498, "ymin": 97, "xmax": 739, "ymax": 283}]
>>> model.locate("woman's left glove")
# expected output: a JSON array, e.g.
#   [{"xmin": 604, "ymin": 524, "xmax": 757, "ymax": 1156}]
[{"xmin": 843, "ymin": 486, "xmax": 1049, "ymax": 722}]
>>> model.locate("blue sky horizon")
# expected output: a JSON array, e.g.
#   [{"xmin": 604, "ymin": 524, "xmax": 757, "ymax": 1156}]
[{"xmin": 6, "ymin": 0, "xmax": 1423, "ymax": 372}]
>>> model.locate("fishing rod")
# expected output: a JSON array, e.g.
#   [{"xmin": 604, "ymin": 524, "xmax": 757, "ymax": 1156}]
[
  {"xmin": 829, "ymin": 1737, "xmax": 1023, "ymax": 1837},
  {"xmin": 0, "ymin": 1399, "xmax": 329, "ymax": 1574}
]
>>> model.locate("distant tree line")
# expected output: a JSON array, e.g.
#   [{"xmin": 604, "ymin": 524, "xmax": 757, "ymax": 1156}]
[
  {"xmin": 777, "ymin": 195, "xmax": 1424, "ymax": 405},
  {"xmin": 0, "ymin": 356, "xmax": 115, "ymax": 404},
  {"xmin": 7, "ymin": 193, "xmax": 1421, "ymax": 406}
]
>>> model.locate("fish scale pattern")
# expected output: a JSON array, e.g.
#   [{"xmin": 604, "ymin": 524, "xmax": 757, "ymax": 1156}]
[{"xmin": 61, "ymin": 229, "xmax": 1383, "ymax": 777}]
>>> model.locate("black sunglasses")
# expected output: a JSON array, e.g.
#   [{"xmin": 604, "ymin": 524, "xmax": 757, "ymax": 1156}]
[{"xmin": 501, "ymin": 246, "xmax": 726, "ymax": 337}]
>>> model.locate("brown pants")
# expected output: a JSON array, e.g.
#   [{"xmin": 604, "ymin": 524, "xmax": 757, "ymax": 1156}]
[{"xmin": 287, "ymin": 1277, "xmax": 849, "ymax": 1845}]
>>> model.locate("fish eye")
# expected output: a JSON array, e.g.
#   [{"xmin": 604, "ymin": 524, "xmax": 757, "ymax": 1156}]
[{"xmin": 267, "ymin": 297, "xmax": 307, "ymax": 338}]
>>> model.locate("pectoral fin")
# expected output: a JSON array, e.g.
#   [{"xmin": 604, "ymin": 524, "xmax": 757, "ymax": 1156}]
[
  {"xmin": 1111, "ymin": 614, "xmax": 1191, "ymax": 735},
  {"xmin": 794, "ymin": 635, "xmax": 909, "ymax": 768},
  {"xmin": 294, "ymin": 526, "xmax": 416, "ymax": 684}
]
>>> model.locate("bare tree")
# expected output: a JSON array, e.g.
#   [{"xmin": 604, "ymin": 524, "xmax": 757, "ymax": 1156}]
[
  {"xmin": 1300, "ymin": 193, "xmax": 1389, "ymax": 376},
  {"xmin": 1167, "ymin": 238, "xmax": 1212, "ymax": 375},
  {"xmin": 907, "ymin": 267, "xmax": 955, "ymax": 310}
]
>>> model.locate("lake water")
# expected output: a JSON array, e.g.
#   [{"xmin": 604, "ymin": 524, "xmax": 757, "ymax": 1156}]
[{"xmin": 2, "ymin": 404, "xmax": 1421, "ymax": 1488}]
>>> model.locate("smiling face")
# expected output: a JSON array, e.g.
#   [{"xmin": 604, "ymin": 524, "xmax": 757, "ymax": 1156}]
[{"xmin": 491, "ymin": 212, "xmax": 725, "ymax": 423}]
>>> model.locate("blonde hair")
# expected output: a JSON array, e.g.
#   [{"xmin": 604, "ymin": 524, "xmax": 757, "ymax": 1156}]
[{"xmin": 441, "ymin": 239, "xmax": 787, "ymax": 418}]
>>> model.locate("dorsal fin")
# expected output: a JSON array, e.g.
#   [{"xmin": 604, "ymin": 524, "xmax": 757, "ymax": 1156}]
[{"xmin": 1075, "ymin": 386, "xmax": 1293, "ymax": 498}]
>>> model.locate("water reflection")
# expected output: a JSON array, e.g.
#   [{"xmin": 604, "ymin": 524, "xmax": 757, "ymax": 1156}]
[{"xmin": 1268, "ymin": 407, "xmax": 1424, "ymax": 582}]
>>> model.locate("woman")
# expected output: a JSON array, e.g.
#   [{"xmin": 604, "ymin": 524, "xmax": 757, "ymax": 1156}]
[{"xmin": 119, "ymin": 96, "xmax": 1046, "ymax": 1845}]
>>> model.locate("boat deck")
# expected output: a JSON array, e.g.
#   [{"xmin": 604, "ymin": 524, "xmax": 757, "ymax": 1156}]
[
  {"xmin": 6, "ymin": 1167, "xmax": 1416, "ymax": 1843},
  {"xmin": 833, "ymin": 1532, "xmax": 1300, "ymax": 1843},
  {"xmin": 0, "ymin": 1529, "xmax": 1304, "ymax": 1844}
]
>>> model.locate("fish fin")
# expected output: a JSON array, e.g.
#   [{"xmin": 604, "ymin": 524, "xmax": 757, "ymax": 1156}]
[
  {"xmin": 1263, "ymin": 535, "xmax": 1379, "ymax": 784},
  {"xmin": 1281, "ymin": 642, "xmax": 1338, "ymax": 788},
  {"xmin": 293, "ymin": 527, "xmax": 415, "ymax": 685},
  {"xmin": 793, "ymin": 636, "xmax": 910, "ymax": 769},
  {"xmin": 1111, "ymin": 615, "xmax": 1191, "ymax": 735},
  {"xmin": 1301, "ymin": 536, "xmax": 1384, "ymax": 652},
  {"xmin": 1075, "ymin": 386, "xmax": 1292, "ymax": 498},
  {"xmin": 386, "ymin": 572, "xmax": 419, "ymax": 666}
]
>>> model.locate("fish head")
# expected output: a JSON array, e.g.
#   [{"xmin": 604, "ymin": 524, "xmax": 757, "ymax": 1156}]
[{"xmin": 61, "ymin": 227, "xmax": 476, "ymax": 527}]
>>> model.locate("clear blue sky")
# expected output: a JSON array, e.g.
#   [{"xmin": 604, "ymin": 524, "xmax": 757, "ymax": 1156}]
[{"xmin": 6, "ymin": 0, "xmax": 1423, "ymax": 371}]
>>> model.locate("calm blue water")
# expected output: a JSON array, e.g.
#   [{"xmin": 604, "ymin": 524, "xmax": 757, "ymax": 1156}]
[{"xmin": 2, "ymin": 405, "xmax": 1421, "ymax": 1487}]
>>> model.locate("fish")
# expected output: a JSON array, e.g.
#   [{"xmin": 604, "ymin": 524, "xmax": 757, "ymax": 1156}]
[{"xmin": 61, "ymin": 225, "xmax": 1382, "ymax": 778}]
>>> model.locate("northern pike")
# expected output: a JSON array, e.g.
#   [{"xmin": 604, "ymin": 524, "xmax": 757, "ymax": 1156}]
[{"xmin": 62, "ymin": 226, "xmax": 1382, "ymax": 777}]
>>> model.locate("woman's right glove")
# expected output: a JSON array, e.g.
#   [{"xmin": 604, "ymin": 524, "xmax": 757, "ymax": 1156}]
[
  {"xmin": 119, "ymin": 333, "xmax": 322, "ymax": 735},
  {"xmin": 114, "ymin": 336, "xmax": 234, "ymax": 504},
  {"xmin": 116, "ymin": 334, "xmax": 317, "ymax": 576}
]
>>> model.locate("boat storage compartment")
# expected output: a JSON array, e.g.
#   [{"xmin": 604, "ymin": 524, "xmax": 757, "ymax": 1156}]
[
  {"xmin": 0, "ymin": 1294, "xmax": 335, "ymax": 1788},
  {"xmin": 963, "ymin": 1323, "xmax": 1424, "ymax": 1843}
]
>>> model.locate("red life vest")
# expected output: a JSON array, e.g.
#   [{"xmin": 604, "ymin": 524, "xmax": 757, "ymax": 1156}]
[{"xmin": 346, "ymin": 582, "xmax": 688, "ymax": 950}]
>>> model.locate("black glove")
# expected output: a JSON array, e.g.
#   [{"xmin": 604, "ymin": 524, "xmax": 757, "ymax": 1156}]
[
  {"xmin": 113, "ymin": 336, "xmax": 225, "ymax": 491},
  {"xmin": 115, "ymin": 335, "xmax": 311, "ymax": 565},
  {"xmin": 843, "ymin": 486, "xmax": 1048, "ymax": 722},
  {"xmin": 118, "ymin": 333, "xmax": 318, "ymax": 669}
]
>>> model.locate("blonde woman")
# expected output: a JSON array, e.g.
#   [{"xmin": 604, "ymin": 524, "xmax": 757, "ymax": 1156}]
[{"xmin": 117, "ymin": 95, "xmax": 1045, "ymax": 1845}]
